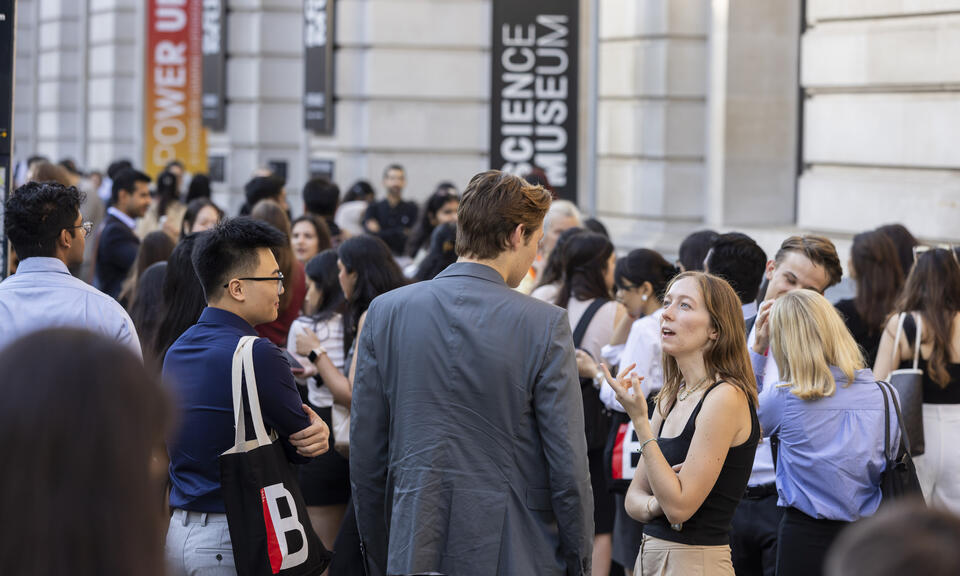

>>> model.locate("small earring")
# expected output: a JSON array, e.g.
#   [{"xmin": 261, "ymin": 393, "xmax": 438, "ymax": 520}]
[{"xmin": 641, "ymin": 294, "xmax": 648, "ymax": 301}]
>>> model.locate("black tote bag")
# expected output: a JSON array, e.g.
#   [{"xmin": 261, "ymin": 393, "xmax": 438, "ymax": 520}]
[
  {"xmin": 220, "ymin": 336, "xmax": 331, "ymax": 576},
  {"xmin": 875, "ymin": 380, "xmax": 923, "ymax": 503}
]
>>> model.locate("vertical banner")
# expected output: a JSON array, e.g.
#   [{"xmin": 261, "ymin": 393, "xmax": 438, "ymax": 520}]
[
  {"xmin": 490, "ymin": 0, "xmax": 579, "ymax": 202},
  {"xmin": 145, "ymin": 0, "xmax": 208, "ymax": 178},
  {"xmin": 304, "ymin": 0, "xmax": 335, "ymax": 134},
  {"xmin": 202, "ymin": 0, "xmax": 227, "ymax": 130}
]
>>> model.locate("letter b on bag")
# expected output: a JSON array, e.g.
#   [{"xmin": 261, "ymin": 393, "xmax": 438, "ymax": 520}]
[{"xmin": 262, "ymin": 483, "xmax": 309, "ymax": 571}]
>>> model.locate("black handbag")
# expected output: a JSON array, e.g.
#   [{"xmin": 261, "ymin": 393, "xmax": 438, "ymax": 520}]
[
  {"xmin": 573, "ymin": 298, "xmax": 614, "ymax": 451},
  {"xmin": 875, "ymin": 380, "xmax": 923, "ymax": 503},
  {"xmin": 888, "ymin": 313, "xmax": 925, "ymax": 455},
  {"xmin": 219, "ymin": 336, "xmax": 332, "ymax": 576},
  {"xmin": 603, "ymin": 411, "xmax": 638, "ymax": 494}
]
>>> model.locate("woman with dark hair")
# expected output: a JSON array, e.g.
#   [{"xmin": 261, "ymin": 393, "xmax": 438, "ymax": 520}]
[
  {"xmin": 531, "ymin": 226, "xmax": 585, "ymax": 302},
  {"xmin": 0, "ymin": 328, "xmax": 170, "ymax": 576},
  {"xmin": 286, "ymin": 250, "xmax": 351, "ymax": 556},
  {"xmin": 548, "ymin": 232, "xmax": 627, "ymax": 576},
  {"xmin": 575, "ymin": 248, "xmax": 678, "ymax": 574},
  {"xmin": 137, "ymin": 170, "xmax": 186, "ymax": 239},
  {"xmin": 250, "ymin": 199, "xmax": 308, "ymax": 346},
  {"xmin": 413, "ymin": 222, "xmax": 458, "ymax": 282},
  {"xmin": 153, "ymin": 233, "xmax": 207, "ymax": 365},
  {"xmin": 180, "ymin": 198, "xmax": 223, "ymax": 237},
  {"xmin": 291, "ymin": 214, "xmax": 332, "ymax": 264},
  {"xmin": 128, "ymin": 261, "xmax": 168, "ymax": 370},
  {"xmin": 185, "ymin": 173, "xmax": 211, "ymax": 203},
  {"xmin": 834, "ymin": 230, "xmax": 904, "ymax": 366},
  {"xmin": 875, "ymin": 223, "xmax": 918, "ymax": 279},
  {"xmin": 604, "ymin": 272, "xmax": 759, "ymax": 575},
  {"xmin": 875, "ymin": 246, "xmax": 960, "ymax": 513},
  {"xmin": 334, "ymin": 180, "xmax": 376, "ymax": 238},
  {"xmin": 404, "ymin": 183, "xmax": 459, "ymax": 266},
  {"xmin": 119, "ymin": 230, "xmax": 176, "ymax": 309}
]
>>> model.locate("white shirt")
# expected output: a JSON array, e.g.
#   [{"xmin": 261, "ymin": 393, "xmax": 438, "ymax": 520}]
[
  {"xmin": 599, "ymin": 308, "xmax": 664, "ymax": 411},
  {"xmin": 107, "ymin": 206, "xmax": 136, "ymax": 229},
  {"xmin": 0, "ymin": 257, "xmax": 142, "ymax": 358},
  {"xmin": 742, "ymin": 300, "xmax": 758, "ymax": 320},
  {"xmin": 287, "ymin": 314, "xmax": 347, "ymax": 408},
  {"xmin": 746, "ymin": 323, "xmax": 777, "ymax": 487}
]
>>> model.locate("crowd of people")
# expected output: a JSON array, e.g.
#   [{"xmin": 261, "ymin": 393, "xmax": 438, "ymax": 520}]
[{"xmin": 1, "ymin": 154, "xmax": 959, "ymax": 576}]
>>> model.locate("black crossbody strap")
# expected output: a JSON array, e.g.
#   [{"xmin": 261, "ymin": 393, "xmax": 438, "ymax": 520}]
[
  {"xmin": 875, "ymin": 381, "xmax": 892, "ymax": 461},
  {"xmin": 878, "ymin": 380, "xmax": 913, "ymax": 458},
  {"xmin": 573, "ymin": 298, "xmax": 608, "ymax": 349}
]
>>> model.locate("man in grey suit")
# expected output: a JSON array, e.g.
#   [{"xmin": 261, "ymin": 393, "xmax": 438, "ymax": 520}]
[{"xmin": 351, "ymin": 170, "xmax": 594, "ymax": 576}]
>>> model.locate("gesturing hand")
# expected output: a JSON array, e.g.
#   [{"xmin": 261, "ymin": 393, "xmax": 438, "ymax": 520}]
[
  {"xmin": 602, "ymin": 363, "xmax": 647, "ymax": 420},
  {"xmin": 752, "ymin": 299, "xmax": 775, "ymax": 355},
  {"xmin": 295, "ymin": 325, "xmax": 323, "ymax": 357}
]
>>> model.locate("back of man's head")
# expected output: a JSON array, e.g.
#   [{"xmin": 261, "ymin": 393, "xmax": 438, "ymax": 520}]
[
  {"xmin": 705, "ymin": 232, "xmax": 767, "ymax": 305},
  {"xmin": 302, "ymin": 178, "xmax": 340, "ymax": 217},
  {"xmin": 106, "ymin": 159, "xmax": 133, "ymax": 180},
  {"xmin": 243, "ymin": 176, "xmax": 285, "ymax": 213},
  {"xmin": 678, "ymin": 229, "xmax": 719, "ymax": 272},
  {"xmin": 110, "ymin": 168, "xmax": 151, "ymax": 206},
  {"xmin": 456, "ymin": 170, "xmax": 551, "ymax": 260},
  {"xmin": 774, "ymin": 234, "xmax": 843, "ymax": 289},
  {"xmin": 5, "ymin": 181, "xmax": 84, "ymax": 260},
  {"xmin": 191, "ymin": 217, "xmax": 287, "ymax": 303}
]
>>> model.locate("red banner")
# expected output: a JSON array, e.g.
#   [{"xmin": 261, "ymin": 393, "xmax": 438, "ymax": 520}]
[{"xmin": 144, "ymin": 0, "xmax": 207, "ymax": 178}]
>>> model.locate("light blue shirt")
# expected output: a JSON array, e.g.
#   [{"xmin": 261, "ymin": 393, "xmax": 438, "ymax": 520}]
[
  {"xmin": 107, "ymin": 206, "xmax": 136, "ymax": 229},
  {"xmin": 0, "ymin": 257, "xmax": 142, "ymax": 358},
  {"xmin": 751, "ymin": 351, "xmax": 896, "ymax": 521}
]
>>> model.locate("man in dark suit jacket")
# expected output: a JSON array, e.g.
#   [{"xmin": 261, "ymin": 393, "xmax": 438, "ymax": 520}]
[
  {"xmin": 94, "ymin": 168, "xmax": 151, "ymax": 298},
  {"xmin": 352, "ymin": 170, "xmax": 594, "ymax": 576}
]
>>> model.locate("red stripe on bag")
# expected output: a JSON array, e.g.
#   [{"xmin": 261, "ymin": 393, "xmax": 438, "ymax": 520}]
[
  {"xmin": 612, "ymin": 422, "xmax": 627, "ymax": 479},
  {"xmin": 261, "ymin": 488, "xmax": 283, "ymax": 574}
]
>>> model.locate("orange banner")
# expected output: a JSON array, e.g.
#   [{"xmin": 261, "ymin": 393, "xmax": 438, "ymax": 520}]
[{"xmin": 144, "ymin": 0, "xmax": 207, "ymax": 178}]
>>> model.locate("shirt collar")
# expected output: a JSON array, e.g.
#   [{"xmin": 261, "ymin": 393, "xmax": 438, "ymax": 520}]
[
  {"xmin": 742, "ymin": 301, "xmax": 758, "ymax": 319},
  {"xmin": 107, "ymin": 206, "xmax": 137, "ymax": 229},
  {"xmin": 197, "ymin": 306, "xmax": 259, "ymax": 335},
  {"xmin": 11, "ymin": 257, "xmax": 71, "ymax": 275},
  {"xmin": 830, "ymin": 366, "xmax": 876, "ymax": 386},
  {"xmin": 434, "ymin": 262, "xmax": 507, "ymax": 286}
]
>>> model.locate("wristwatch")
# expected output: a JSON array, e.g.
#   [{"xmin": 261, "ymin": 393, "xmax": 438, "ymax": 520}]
[
  {"xmin": 592, "ymin": 370, "xmax": 605, "ymax": 390},
  {"xmin": 307, "ymin": 347, "xmax": 326, "ymax": 364}
]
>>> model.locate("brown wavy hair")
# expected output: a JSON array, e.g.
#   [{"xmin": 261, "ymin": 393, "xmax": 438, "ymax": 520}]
[
  {"xmin": 851, "ymin": 230, "xmax": 903, "ymax": 335},
  {"xmin": 455, "ymin": 170, "xmax": 551, "ymax": 260},
  {"xmin": 251, "ymin": 199, "xmax": 297, "ymax": 314},
  {"xmin": 895, "ymin": 248, "xmax": 960, "ymax": 388},
  {"xmin": 657, "ymin": 271, "xmax": 758, "ymax": 415}
]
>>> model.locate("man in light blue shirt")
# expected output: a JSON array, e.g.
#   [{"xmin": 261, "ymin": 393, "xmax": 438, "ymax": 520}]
[{"xmin": 0, "ymin": 181, "xmax": 141, "ymax": 357}]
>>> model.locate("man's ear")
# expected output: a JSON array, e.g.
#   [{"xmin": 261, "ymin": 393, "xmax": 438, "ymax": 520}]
[
  {"xmin": 764, "ymin": 259, "xmax": 776, "ymax": 281},
  {"xmin": 510, "ymin": 223, "xmax": 525, "ymax": 251},
  {"xmin": 58, "ymin": 228, "xmax": 73, "ymax": 251},
  {"xmin": 224, "ymin": 279, "xmax": 246, "ymax": 303}
]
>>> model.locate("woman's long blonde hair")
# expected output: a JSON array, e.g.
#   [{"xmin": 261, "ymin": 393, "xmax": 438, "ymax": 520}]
[
  {"xmin": 769, "ymin": 289, "xmax": 865, "ymax": 400},
  {"xmin": 657, "ymin": 272, "xmax": 757, "ymax": 415}
]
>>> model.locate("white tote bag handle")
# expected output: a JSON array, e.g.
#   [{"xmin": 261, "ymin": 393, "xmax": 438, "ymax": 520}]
[
  {"xmin": 892, "ymin": 312, "xmax": 924, "ymax": 371},
  {"xmin": 231, "ymin": 336, "xmax": 273, "ymax": 451}
]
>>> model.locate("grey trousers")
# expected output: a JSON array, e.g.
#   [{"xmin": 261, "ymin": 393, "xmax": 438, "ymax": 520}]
[{"xmin": 165, "ymin": 509, "xmax": 237, "ymax": 576}]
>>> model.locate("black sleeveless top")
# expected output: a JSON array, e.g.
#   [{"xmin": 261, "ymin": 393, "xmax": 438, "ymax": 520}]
[
  {"xmin": 899, "ymin": 316, "xmax": 960, "ymax": 404},
  {"xmin": 644, "ymin": 381, "xmax": 760, "ymax": 545}
]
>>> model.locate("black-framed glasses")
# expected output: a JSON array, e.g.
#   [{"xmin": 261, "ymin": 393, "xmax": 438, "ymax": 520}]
[
  {"xmin": 223, "ymin": 272, "xmax": 285, "ymax": 295},
  {"xmin": 64, "ymin": 221, "xmax": 94, "ymax": 238}
]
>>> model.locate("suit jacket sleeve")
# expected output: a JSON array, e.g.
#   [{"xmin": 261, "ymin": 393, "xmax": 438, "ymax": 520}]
[
  {"xmin": 349, "ymin": 303, "xmax": 390, "ymax": 576},
  {"xmin": 534, "ymin": 312, "xmax": 594, "ymax": 576}
]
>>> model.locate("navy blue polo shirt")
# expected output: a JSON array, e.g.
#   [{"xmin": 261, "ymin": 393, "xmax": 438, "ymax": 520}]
[{"xmin": 163, "ymin": 307, "xmax": 311, "ymax": 513}]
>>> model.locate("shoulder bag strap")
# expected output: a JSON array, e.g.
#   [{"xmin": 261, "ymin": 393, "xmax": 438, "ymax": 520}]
[
  {"xmin": 875, "ymin": 381, "xmax": 892, "ymax": 461},
  {"xmin": 912, "ymin": 314, "xmax": 924, "ymax": 370},
  {"xmin": 878, "ymin": 380, "xmax": 913, "ymax": 457},
  {"xmin": 573, "ymin": 298, "xmax": 608, "ymax": 349},
  {"xmin": 231, "ymin": 336, "xmax": 273, "ymax": 451}
]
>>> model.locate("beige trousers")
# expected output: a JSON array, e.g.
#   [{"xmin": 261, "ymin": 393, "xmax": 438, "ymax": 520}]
[{"xmin": 635, "ymin": 533, "xmax": 735, "ymax": 576}]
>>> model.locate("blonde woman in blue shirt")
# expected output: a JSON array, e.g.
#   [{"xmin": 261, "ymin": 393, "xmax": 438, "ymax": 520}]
[{"xmin": 753, "ymin": 289, "xmax": 897, "ymax": 576}]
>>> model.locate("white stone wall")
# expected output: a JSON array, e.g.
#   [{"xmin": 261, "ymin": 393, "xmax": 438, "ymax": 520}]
[
  {"xmin": 305, "ymin": 0, "xmax": 491, "ymax": 207},
  {"xmin": 595, "ymin": 0, "xmax": 709, "ymax": 251},
  {"xmin": 799, "ymin": 0, "xmax": 960, "ymax": 241}
]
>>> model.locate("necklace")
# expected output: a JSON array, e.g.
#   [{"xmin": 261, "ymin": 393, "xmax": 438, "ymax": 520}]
[{"xmin": 677, "ymin": 375, "xmax": 711, "ymax": 402}]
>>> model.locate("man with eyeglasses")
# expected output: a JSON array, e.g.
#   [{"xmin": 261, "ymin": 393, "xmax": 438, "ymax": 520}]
[
  {"xmin": 162, "ymin": 217, "xmax": 329, "ymax": 575},
  {"xmin": 0, "ymin": 181, "xmax": 141, "ymax": 356}
]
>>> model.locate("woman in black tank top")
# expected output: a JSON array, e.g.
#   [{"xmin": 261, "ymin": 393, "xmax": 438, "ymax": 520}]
[{"xmin": 601, "ymin": 272, "xmax": 759, "ymax": 576}]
